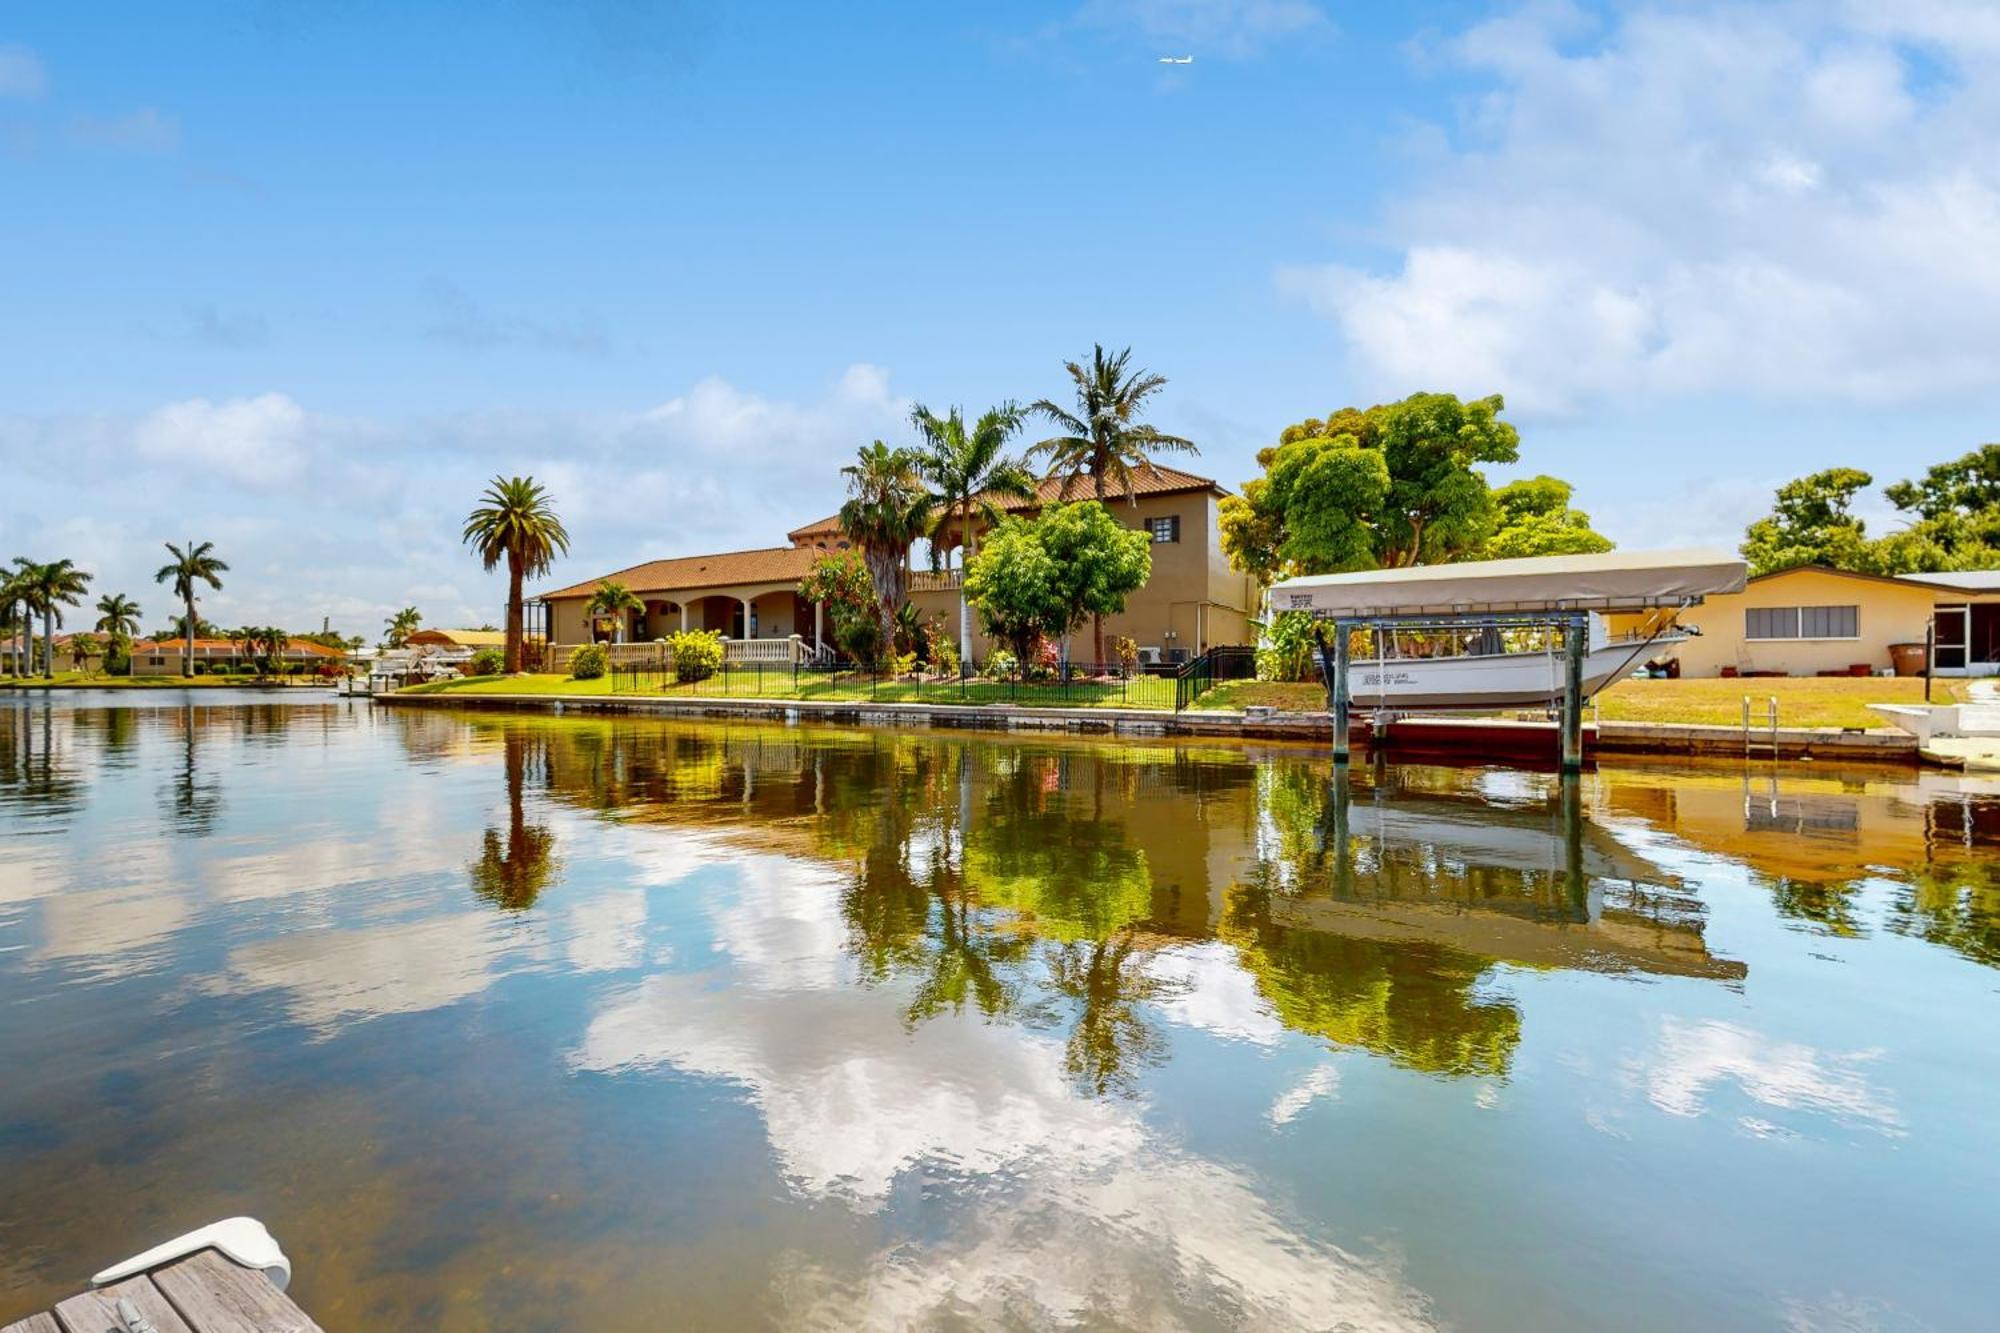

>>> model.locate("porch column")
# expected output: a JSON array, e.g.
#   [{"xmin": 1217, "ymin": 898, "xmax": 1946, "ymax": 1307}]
[
  {"xmin": 814, "ymin": 600, "xmax": 823, "ymax": 653},
  {"xmin": 679, "ymin": 603, "xmax": 688, "ymax": 633},
  {"xmin": 741, "ymin": 596, "xmax": 754, "ymax": 638}
]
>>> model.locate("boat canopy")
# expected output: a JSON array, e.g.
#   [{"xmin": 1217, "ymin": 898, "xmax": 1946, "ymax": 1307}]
[{"xmin": 1269, "ymin": 549, "xmax": 1748, "ymax": 619}]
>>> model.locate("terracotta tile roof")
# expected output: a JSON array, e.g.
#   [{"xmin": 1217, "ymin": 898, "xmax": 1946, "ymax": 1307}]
[
  {"xmin": 135, "ymin": 637, "xmax": 346, "ymax": 656},
  {"xmin": 538, "ymin": 545, "xmax": 820, "ymax": 601},
  {"xmin": 785, "ymin": 464, "xmax": 1221, "ymax": 541}
]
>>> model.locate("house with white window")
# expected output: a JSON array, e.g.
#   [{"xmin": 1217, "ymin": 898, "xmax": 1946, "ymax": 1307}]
[
  {"xmin": 535, "ymin": 466, "xmax": 1260, "ymax": 666},
  {"xmin": 1655, "ymin": 565, "xmax": 2000, "ymax": 677}
]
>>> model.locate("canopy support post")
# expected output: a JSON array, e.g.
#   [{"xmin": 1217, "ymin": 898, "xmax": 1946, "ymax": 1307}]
[
  {"xmin": 1330, "ymin": 621, "xmax": 1352, "ymax": 765},
  {"xmin": 1560, "ymin": 614, "xmax": 1586, "ymax": 773}
]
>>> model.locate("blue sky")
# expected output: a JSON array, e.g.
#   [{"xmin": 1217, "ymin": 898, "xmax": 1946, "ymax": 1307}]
[{"xmin": 4, "ymin": 0, "xmax": 1998, "ymax": 634}]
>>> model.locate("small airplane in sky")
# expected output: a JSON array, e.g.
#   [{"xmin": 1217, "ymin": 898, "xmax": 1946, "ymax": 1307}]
[{"xmin": 1158, "ymin": 55, "xmax": 1193, "ymax": 64}]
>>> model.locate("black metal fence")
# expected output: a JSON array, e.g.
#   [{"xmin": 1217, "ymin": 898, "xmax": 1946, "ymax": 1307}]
[{"xmin": 608, "ymin": 646, "xmax": 1255, "ymax": 712}]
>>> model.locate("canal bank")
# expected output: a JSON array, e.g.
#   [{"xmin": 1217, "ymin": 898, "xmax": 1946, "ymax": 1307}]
[{"xmin": 373, "ymin": 690, "xmax": 1922, "ymax": 764}]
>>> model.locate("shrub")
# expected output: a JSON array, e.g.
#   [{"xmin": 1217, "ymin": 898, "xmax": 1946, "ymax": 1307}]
[
  {"xmin": 469, "ymin": 647, "xmax": 505, "ymax": 677},
  {"xmin": 1112, "ymin": 636, "xmax": 1140, "ymax": 675},
  {"xmin": 191, "ymin": 661, "xmax": 207, "ymax": 676},
  {"xmin": 981, "ymin": 648, "xmax": 1017, "ymax": 678},
  {"xmin": 669, "ymin": 629, "xmax": 725, "ymax": 683},
  {"xmin": 931, "ymin": 636, "xmax": 961, "ymax": 679},
  {"xmin": 1256, "ymin": 611, "xmax": 1321, "ymax": 682},
  {"xmin": 890, "ymin": 650, "xmax": 919, "ymax": 678},
  {"xmin": 568, "ymin": 643, "xmax": 609, "ymax": 680}
]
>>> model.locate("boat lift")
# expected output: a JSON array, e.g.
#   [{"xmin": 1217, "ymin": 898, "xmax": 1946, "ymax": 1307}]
[{"xmin": 1271, "ymin": 549, "xmax": 1750, "ymax": 773}]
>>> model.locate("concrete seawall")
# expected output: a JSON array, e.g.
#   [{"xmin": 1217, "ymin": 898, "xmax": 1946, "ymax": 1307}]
[{"xmin": 374, "ymin": 691, "xmax": 1922, "ymax": 764}]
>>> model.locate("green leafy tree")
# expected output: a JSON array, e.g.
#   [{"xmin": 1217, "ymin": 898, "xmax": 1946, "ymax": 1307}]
[
  {"xmin": 1873, "ymin": 444, "xmax": 2000, "ymax": 572},
  {"xmin": 1740, "ymin": 467, "xmax": 1874, "ymax": 575},
  {"xmin": 1030, "ymin": 345, "xmax": 1194, "ymax": 660},
  {"xmin": 1037, "ymin": 502, "xmax": 1153, "ymax": 665},
  {"xmin": 912, "ymin": 401, "xmax": 1036, "ymax": 667},
  {"xmin": 68, "ymin": 631, "xmax": 103, "ymax": 675},
  {"xmin": 462, "ymin": 475, "xmax": 571, "ymax": 673},
  {"xmin": 963, "ymin": 515, "xmax": 1063, "ymax": 660},
  {"xmin": 1220, "ymin": 393, "xmax": 1520, "ymax": 579},
  {"xmin": 838, "ymin": 441, "xmax": 936, "ymax": 661},
  {"xmin": 799, "ymin": 549, "xmax": 881, "ymax": 663},
  {"xmin": 1884, "ymin": 443, "xmax": 2000, "ymax": 521},
  {"xmin": 13, "ymin": 558, "xmax": 93, "ymax": 677},
  {"xmin": 154, "ymin": 540, "xmax": 228, "ymax": 676},
  {"xmin": 585, "ymin": 580, "xmax": 642, "ymax": 644},
  {"xmin": 1482, "ymin": 476, "xmax": 1615, "ymax": 559},
  {"xmin": 384, "ymin": 606, "xmax": 423, "ymax": 648}
]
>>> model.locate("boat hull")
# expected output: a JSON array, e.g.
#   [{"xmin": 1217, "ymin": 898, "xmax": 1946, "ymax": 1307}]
[{"xmin": 1341, "ymin": 639, "xmax": 1672, "ymax": 710}]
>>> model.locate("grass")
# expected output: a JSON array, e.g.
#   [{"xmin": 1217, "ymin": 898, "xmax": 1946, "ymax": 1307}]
[
  {"xmin": 0, "ymin": 671, "xmax": 330, "ymax": 689},
  {"xmin": 405, "ymin": 669, "xmax": 1973, "ymax": 729},
  {"xmin": 402, "ymin": 668, "xmax": 1185, "ymax": 710}
]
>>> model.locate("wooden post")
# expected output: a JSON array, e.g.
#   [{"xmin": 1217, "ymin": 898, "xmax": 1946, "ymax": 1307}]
[
  {"xmin": 1925, "ymin": 615, "xmax": 1935, "ymax": 703},
  {"xmin": 1560, "ymin": 615, "xmax": 1586, "ymax": 773}
]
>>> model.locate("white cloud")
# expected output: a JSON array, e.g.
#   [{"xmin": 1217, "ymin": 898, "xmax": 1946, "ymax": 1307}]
[
  {"xmin": 69, "ymin": 106, "xmax": 180, "ymax": 152},
  {"xmin": 0, "ymin": 43, "xmax": 47, "ymax": 98},
  {"xmin": 133, "ymin": 393, "xmax": 313, "ymax": 490},
  {"xmin": 3, "ymin": 364, "xmax": 903, "ymax": 637},
  {"xmin": 1288, "ymin": 3, "xmax": 2000, "ymax": 413}
]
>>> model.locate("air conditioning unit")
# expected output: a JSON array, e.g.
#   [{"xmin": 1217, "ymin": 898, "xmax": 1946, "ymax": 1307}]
[{"xmin": 1137, "ymin": 645, "xmax": 1164, "ymax": 666}]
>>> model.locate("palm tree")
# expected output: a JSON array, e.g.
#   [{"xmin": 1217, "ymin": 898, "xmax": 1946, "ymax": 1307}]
[
  {"xmin": 68, "ymin": 632, "xmax": 103, "ymax": 675},
  {"xmin": 838, "ymin": 441, "xmax": 936, "ymax": 663},
  {"xmin": 94, "ymin": 592, "xmax": 141, "ymax": 638},
  {"xmin": 155, "ymin": 541, "xmax": 229, "ymax": 677},
  {"xmin": 384, "ymin": 606, "xmax": 422, "ymax": 648},
  {"xmin": 13, "ymin": 559, "xmax": 93, "ymax": 678},
  {"xmin": 912, "ymin": 402, "xmax": 1036, "ymax": 669},
  {"xmin": 462, "ymin": 476, "xmax": 571, "ymax": 674},
  {"xmin": 1031, "ymin": 346, "xmax": 1196, "ymax": 661},
  {"xmin": 585, "ymin": 581, "xmax": 642, "ymax": 644},
  {"xmin": 0, "ymin": 568, "xmax": 26, "ymax": 677}
]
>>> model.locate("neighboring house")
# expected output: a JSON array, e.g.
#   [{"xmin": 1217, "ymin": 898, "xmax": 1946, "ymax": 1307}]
[
  {"xmin": 129, "ymin": 637, "xmax": 348, "ymax": 676},
  {"xmin": 1653, "ymin": 565, "xmax": 2000, "ymax": 677},
  {"xmin": 536, "ymin": 465, "xmax": 1260, "ymax": 664}
]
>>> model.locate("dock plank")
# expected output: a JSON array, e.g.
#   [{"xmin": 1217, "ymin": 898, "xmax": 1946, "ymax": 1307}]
[
  {"xmin": 150, "ymin": 1251, "xmax": 321, "ymax": 1333},
  {"xmin": 1, "ymin": 1313, "xmax": 62, "ymax": 1333},
  {"xmin": 52, "ymin": 1275, "xmax": 195, "ymax": 1333}
]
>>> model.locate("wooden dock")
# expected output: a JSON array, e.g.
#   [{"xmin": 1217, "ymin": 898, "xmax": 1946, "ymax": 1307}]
[{"xmin": 3, "ymin": 1249, "xmax": 321, "ymax": 1333}]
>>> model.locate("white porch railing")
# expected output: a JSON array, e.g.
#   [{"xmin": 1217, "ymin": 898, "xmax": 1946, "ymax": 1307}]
[{"xmin": 551, "ymin": 635, "xmax": 819, "ymax": 668}]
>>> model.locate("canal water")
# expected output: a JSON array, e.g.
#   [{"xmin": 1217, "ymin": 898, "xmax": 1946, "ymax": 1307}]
[{"xmin": 2, "ymin": 692, "xmax": 1997, "ymax": 1330}]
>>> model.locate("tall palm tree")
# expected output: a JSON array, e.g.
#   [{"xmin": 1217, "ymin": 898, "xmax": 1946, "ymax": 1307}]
[
  {"xmin": 1030, "ymin": 345, "xmax": 1195, "ymax": 661},
  {"xmin": 838, "ymin": 441, "xmax": 936, "ymax": 663},
  {"xmin": 912, "ymin": 402, "xmax": 1036, "ymax": 669},
  {"xmin": 462, "ymin": 476, "xmax": 571, "ymax": 674},
  {"xmin": 155, "ymin": 540, "xmax": 229, "ymax": 677},
  {"xmin": 584, "ymin": 580, "xmax": 642, "ymax": 644},
  {"xmin": 14, "ymin": 559, "xmax": 93, "ymax": 678},
  {"xmin": 94, "ymin": 592, "xmax": 141, "ymax": 638},
  {"xmin": 0, "ymin": 567, "xmax": 25, "ymax": 677},
  {"xmin": 384, "ymin": 606, "xmax": 422, "ymax": 648}
]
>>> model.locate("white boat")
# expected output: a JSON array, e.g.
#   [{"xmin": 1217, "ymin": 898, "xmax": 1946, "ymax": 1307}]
[
  {"xmin": 1270, "ymin": 549, "xmax": 1749, "ymax": 712},
  {"xmin": 1342, "ymin": 618, "xmax": 1688, "ymax": 709}
]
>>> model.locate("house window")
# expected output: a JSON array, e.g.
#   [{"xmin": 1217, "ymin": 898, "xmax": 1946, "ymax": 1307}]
[
  {"xmin": 1147, "ymin": 515, "xmax": 1180, "ymax": 544},
  {"xmin": 1746, "ymin": 605, "xmax": 1858, "ymax": 640}
]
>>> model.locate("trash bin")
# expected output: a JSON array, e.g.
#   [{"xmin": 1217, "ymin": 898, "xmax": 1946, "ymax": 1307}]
[{"xmin": 1888, "ymin": 642, "xmax": 1927, "ymax": 676}]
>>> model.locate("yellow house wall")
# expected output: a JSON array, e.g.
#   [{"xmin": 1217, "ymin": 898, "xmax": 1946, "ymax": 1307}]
[{"xmin": 1667, "ymin": 569, "xmax": 1937, "ymax": 676}]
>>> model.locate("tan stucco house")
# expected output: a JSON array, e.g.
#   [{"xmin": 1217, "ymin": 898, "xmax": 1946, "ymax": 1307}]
[
  {"xmin": 130, "ymin": 637, "xmax": 348, "ymax": 676},
  {"xmin": 1648, "ymin": 565, "xmax": 2000, "ymax": 677},
  {"xmin": 535, "ymin": 465, "xmax": 1260, "ymax": 665}
]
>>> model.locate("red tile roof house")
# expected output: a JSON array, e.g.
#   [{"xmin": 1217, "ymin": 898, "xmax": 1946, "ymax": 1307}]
[
  {"xmin": 129, "ymin": 638, "xmax": 348, "ymax": 677},
  {"xmin": 534, "ymin": 465, "xmax": 1261, "ymax": 667}
]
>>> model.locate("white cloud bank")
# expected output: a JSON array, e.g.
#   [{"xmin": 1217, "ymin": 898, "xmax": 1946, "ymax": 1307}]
[
  {"xmin": 0, "ymin": 366, "xmax": 907, "ymax": 636},
  {"xmin": 1284, "ymin": 1, "xmax": 2000, "ymax": 414}
]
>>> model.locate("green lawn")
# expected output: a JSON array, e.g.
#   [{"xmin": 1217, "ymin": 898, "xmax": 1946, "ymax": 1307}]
[
  {"xmin": 403, "ymin": 669, "xmax": 1184, "ymax": 710},
  {"xmin": 403, "ymin": 669, "xmax": 1970, "ymax": 730}
]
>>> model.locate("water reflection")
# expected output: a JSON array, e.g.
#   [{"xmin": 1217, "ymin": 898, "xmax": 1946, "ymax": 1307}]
[{"xmin": 5, "ymin": 702, "xmax": 2000, "ymax": 1330}]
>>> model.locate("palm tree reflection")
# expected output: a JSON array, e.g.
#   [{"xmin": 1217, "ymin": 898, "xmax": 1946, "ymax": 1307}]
[{"xmin": 469, "ymin": 729, "xmax": 562, "ymax": 911}]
